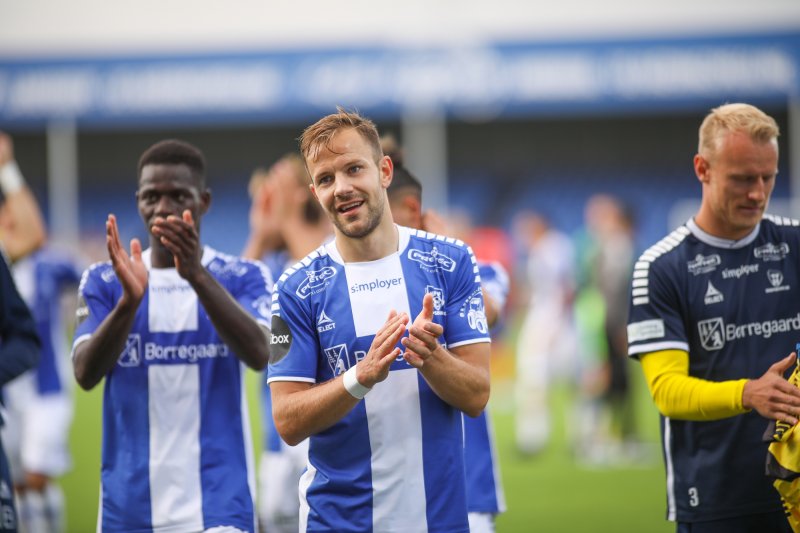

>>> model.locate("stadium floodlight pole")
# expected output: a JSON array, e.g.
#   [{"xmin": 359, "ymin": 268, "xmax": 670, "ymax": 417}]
[{"xmin": 46, "ymin": 119, "xmax": 80, "ymax": 247}]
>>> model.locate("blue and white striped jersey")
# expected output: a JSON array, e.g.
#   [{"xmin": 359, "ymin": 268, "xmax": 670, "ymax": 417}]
[
  {"xmin": 72, "ymin": 246, "xmax": 272, "ymax": 533},
  {"xmin": 627, "ymin": 216, "xmax": 800, "ymax": 523},
  {"xmin": 463, "ymin": 261, "xmax": 508, "ymax": 515},
  {"xmin": 13, "ymin": 248, "xmax": 81, "ymax": 395},
  {"xmin": 268, "ymin": 225, "xmax": 490, "ymax": 533}
]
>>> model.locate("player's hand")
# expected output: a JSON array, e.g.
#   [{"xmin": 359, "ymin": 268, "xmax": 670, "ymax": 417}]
[
  {"xmin": 402, "ymin": 293, "xmax": 445, "ymax": 369},
  {"xmin": 0, "ymin": 132, "xmax": 13, "ymax": 167},
  {"xmin": 106, "ymin": 214, "xmax": 147, "ymax": 304},
  {"xmin": 355, "ymin": 310, "xmax": 409, "ymax": 388},
  {"xmin": 152, "ymin": 210, "xmax": 203, "ymax": 281},
  {"xmin": 743, "ymin": 352, "xmax": 800, "ymax": 425}
]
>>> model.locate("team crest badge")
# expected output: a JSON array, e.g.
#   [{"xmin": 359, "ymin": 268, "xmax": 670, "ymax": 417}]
[
  {"xmin": 425, "ymin": 285, "xmax": 446, "ymax": 315},
  {"xmin": 119, "ymin": 334, "xmax": 142, "ymax": 367},
  {"xmin": 698, "ymin": 318, "xmax": 725, "ymax": 351},
  {"xmin": 324, "ymin": 344, "xmax": 352, "ymax": 375}
]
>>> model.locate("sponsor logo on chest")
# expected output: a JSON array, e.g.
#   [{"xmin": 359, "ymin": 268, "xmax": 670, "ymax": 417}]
[
  {"xmin": 687, "ymin": 254, "xmax": 721, "ymax": 275},
  {"xmin": 721, "ymin": 264, "xmax": 759, "ymax": 279},
  {"xmin": 296, "ymin": 266, "xmax": 337, "ymax": 299},
  {"xmin": 754, "ymin": 242, "xmax": 790, "ymax": 262},
  {"xmin": 697, "ymin": 313, "xmax": 800, "ymax": 351},
  {"xmin": 408, "ymin": 246, "xmax": 457, "ymax": 272}
]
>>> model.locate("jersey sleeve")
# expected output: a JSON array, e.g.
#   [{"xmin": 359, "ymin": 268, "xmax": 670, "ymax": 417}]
[
  {"xmin": 444, "ymin": 245, "xmax": 492, "ymax": 349},
  {"xmin": 627, "ymin": 257, "xmax": 690, "ymax": 358},
  {"xmin": 479, "ymin": 261, "xmax": 510, "ymax": 310},
  {"xmin": 72, "ymin": 264, "xmax": 116, "ymax": 351},
  {"xmin": 232, "ymin": 260, "xmax": 274, "ymax": 328},
  {"xmin": 267, "ymin": 280, "xmax": 318, "ymax": 384}
]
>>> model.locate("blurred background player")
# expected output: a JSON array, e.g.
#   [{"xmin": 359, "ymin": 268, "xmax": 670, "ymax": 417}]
[
  {"xmin": 570, "ymin": 194, "xmax": 641, "ymax": 464},
  {"xmin": 241, "ymin": 153, "xmax": 330, "ymax": 533},
  {"xmin": 0, "ymin": 133, "xmax": 46, "ymax": 263},
  {"xmin": 1, "ymin": 247, "xmax": 81, "ymax": 533},
  {"xmin": 512, "ymin": 210, "xmax": 576, "ymax": 455},
  {"xmin": 383, "ymin": 136, "xmax": 507, "ymax": 532},
  {"xmin": 0, "ymin": 132, "xmax": 81, "ymax": 533},
  {"xmin": 0, "ymin": 132, "xmax": 46, "ymax": 532}
]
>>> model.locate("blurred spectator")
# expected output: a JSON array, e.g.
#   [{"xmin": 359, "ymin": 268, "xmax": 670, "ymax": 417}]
[
  {"xmin": 512, "ymin": 211, "xmax": 577, "ymax": 455},
  {"xmin": 242, "ymin": 153, "xmax": 330, "ymax": 533}
]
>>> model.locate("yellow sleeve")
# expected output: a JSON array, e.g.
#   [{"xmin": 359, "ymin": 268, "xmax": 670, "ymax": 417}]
[{"xmin": 640, "ymin": 349, "xmax": 750, "ymax": 421}]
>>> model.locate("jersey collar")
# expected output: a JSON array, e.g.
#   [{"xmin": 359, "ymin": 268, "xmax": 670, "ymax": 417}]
[
  {"xmin": 325, "ymin": 224, "xmax": 411, "ymax": 265},
  {"xmin": 686, "ymin": 218, "xmax": 760, "ymax": 249}
]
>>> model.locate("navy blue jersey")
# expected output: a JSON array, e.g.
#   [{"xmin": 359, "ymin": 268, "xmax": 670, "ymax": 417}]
[
  {"xmin": 627, "ymin": 216, "xmax": 800, "ymax": 522},
  {"xmin": 0, "ymin": 251, "xmax": 39, "ymax": 394},
  {"xmin": 268, "ymin": 225, "xmax": 490, "ymax": 533}
]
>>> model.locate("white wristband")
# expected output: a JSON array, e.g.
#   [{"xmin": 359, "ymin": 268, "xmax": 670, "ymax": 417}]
[
  {"xmin": 0, "ymin": 161, "xmax": 24, "ymax": 195},
  {"xmin": 343, "ymin": 365, "xmax": 371, "ymax": 399}
]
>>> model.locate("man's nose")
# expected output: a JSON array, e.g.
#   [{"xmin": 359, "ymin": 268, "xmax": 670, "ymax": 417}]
[{"xmin": 334, "ymin": 174, "xmax": 354, "ymax": 196}]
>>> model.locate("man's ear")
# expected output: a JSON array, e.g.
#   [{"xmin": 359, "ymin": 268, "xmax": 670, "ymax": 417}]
[
  {"xmin": 694, "ymin": 154, "xmax": 710, "ymax": 184},
  {"xmin": 403, "ymin": 195, "xmax": 422, "ymax": 218},
  {"xmin": 200, "ymin": 189, "xmax": 212, "ymax": 215},
  {"xmin": 380, "ymin": 155, "xmax": 394, "ymax": 189}
]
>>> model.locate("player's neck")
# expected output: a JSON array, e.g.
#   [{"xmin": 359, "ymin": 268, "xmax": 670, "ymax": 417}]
[
  {"xmin": 149, "ymin": 241, "xmax": 177, "ymax": 269},
  {"xmin": 694, "ymin": 210, "xmax": 757, "ymax": 242},
  {"xmin": 335, "ymin": 218, "xmax": 398, "ymax": 263}
]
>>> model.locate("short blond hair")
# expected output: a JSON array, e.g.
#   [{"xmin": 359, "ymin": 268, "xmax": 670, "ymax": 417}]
[
  {"xmin": 299, "ymin": 107, "xmax": 382, "ymax": 165},
  {"xmin": 698, "ymin": 103, "xmax": 779, "ymax": 158}
]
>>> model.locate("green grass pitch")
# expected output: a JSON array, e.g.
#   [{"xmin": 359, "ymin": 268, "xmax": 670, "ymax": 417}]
[{"xmin": 60, "ymin": 365, "xmax": 673, "ymax": 532}]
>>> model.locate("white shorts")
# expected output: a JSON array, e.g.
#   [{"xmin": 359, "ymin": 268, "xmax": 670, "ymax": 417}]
[
  {"xmin": 0, "ymin": 372, "xmax": 73, "ymax": 481},
  {"xmin": 258, "ymin": 439, "xmax": 308, "ymax": 533},
  {"xmin": 468, "ymin": 512, "xmax": 496, "ymax": 533}
]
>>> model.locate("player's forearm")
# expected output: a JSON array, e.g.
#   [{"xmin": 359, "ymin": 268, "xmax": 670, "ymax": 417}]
[
  {"xmin": 641, "ymin": 349, "xmax": 748, "ymax": 420},
  {"xmin": 73, "ymin": 299, "xmax": 138, "ymax": 390},
  {"xmin": 188, "ymin": 269, "xmax": 269, "ymax": 370},
  {"xmin": 418, "ymin": 346, "xmax": 490, "ymax": 417},
  {"xmin": 271, "ymin": 379, "xmax": 360, "ymax": 445},
  {"xmin": 1, "ymin": 188, "xmax": 46, "ymax": 261}
]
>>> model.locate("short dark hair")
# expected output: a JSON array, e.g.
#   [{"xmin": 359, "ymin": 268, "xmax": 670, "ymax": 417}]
[
  {"xmin": 138, "ymin": 139, "xmax": 207, "ymax": 187},
  {"xmin": 382, "ymin": 135, "xmax": 421, "ymax": 201}
]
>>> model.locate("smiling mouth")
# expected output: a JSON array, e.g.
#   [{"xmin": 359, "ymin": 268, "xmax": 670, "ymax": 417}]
[{"xmin": 337, "ymin": 200, "xmax": 364, "ymax": 215}]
